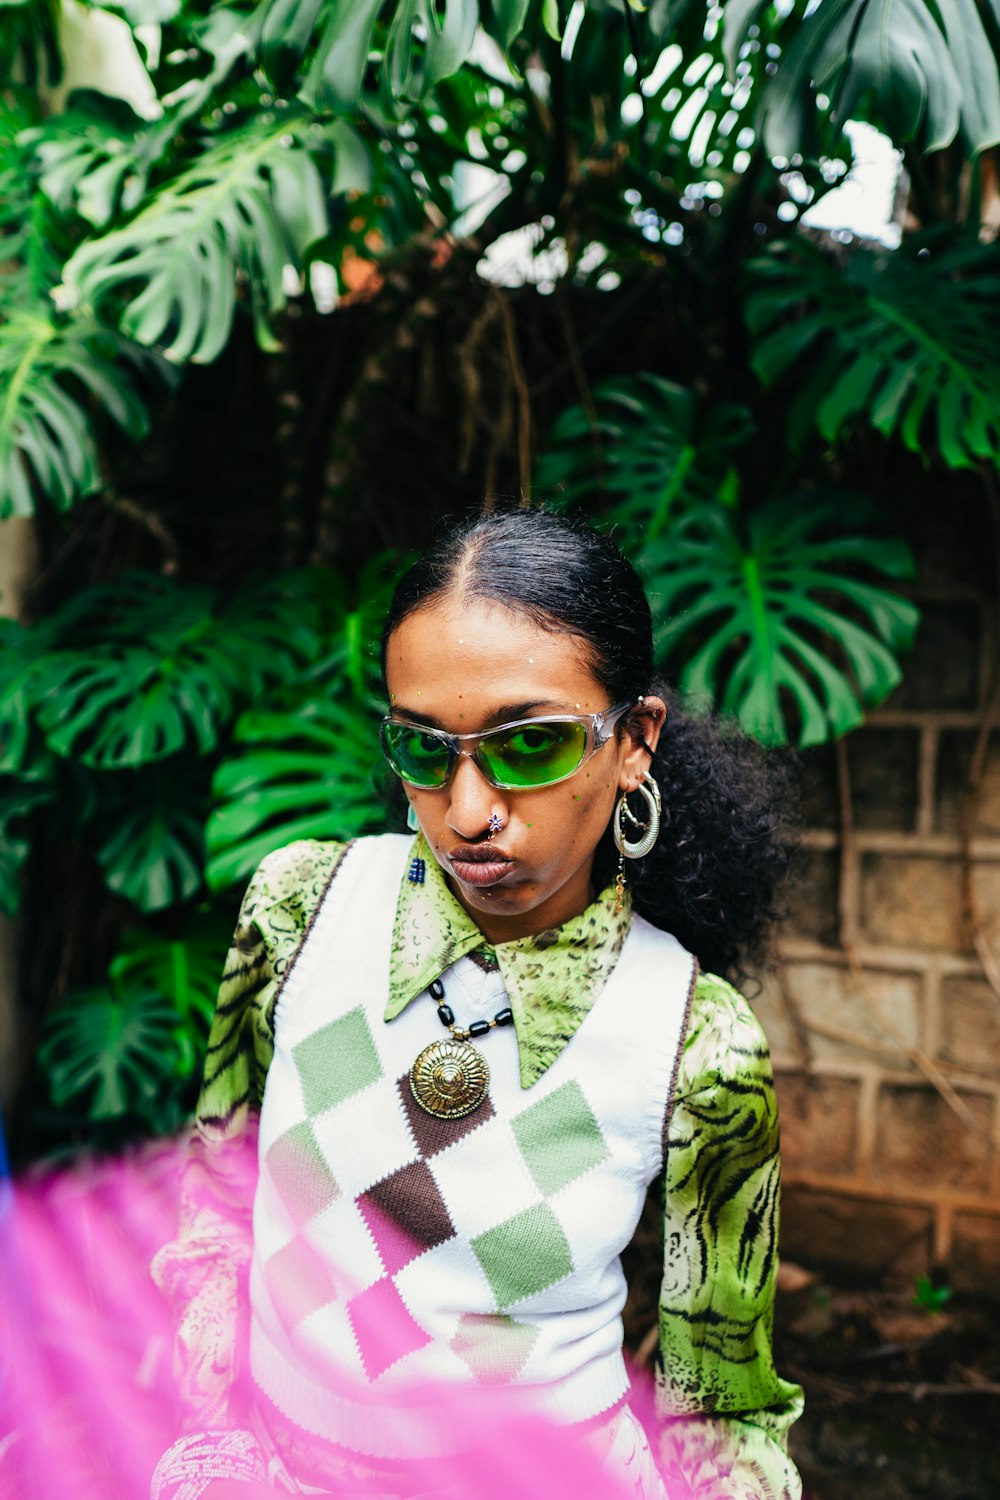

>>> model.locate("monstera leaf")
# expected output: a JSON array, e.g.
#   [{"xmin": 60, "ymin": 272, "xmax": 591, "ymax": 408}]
[
  {"xmin": 536, "ymin": 375, "xmax": 754, "ymax": 534},
  {"xmin": 643, "ymin": 493, "xmax": 920, "ymax": 746},
  {"xmin": 27, "ymin": 573, "xmax": 320, "ymax": 768},
  {"xmin": 747, "ymin": 237, "xmax": 1000, "ymax": 469},
  {"xmin": 257, "ymin": 0, "xmax": 526, "ymax": 109},
  {"xmin": 108, "ymin": 916, "xmax": 232, "ymax": 1076},
  {"xmin": 38, "ymin": 986, "xmax": 179, "ymax": 1120},
  {"xmin": 206, "ymin": 694, "xmax": 389, "ymax": 891},
  {"xmin": 62, "ymin": 113, "xmax": 331, "ymax": 362},
  {"xmin": 0, "ymin": 306, "xmax": 152, "ymax": 516},
  {"xmin": 205, "ymin": 555, "xmax": 402, "ymax": 888},
  {"xmin": 109, "ymin": 918, "xmax": 228, "ymax": 1030},
  {"xmin": 37, "ymin": 911, "xmax": 230, "ymax": 1126},
  {"xmin": 24, "ymin": 91, "xmax": 152, "ymax": 229},
  {"xmin": 0, "ymin": 769, "xmax": 55, "ymax": 916},
  {"xmin": 724, "ymin": 0, "xmax": 1000, "ymax": 157},
  {"xmin": 0, "ymin": 616, "xmax": 58, "ymax": 772},
  {"xmin": 638, "ymin": 0, "xmax": 805, "ymax": 179},
  {"xmin": 96, "ymin": 790, "xmax": 206, "ymax": 911},
  {"xmin": 309, "ymin": 553, "xmax": 404, "ymax": 704},
  {"xmin": 0, "ymin": 0, "xmax": 60, "ymax": 90}
]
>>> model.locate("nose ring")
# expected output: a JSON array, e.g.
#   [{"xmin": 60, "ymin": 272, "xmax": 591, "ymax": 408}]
[{"xmin": 487, "ymin": 812, "xmax": 505, "ymax": 838}]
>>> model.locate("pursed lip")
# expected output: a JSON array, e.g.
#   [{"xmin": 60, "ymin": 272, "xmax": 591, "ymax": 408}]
[{"xmin": 447, "ymin": 844, "xmax": 514, "ymax": 886}]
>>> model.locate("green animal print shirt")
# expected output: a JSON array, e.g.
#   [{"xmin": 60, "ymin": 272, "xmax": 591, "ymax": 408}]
[{"xmin": 153, "ymin": 835, "xmax": 803, "ymax": 1499}]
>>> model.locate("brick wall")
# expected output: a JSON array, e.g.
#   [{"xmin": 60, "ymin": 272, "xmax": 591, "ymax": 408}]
[{"xmin": 756, "ymin": 510, "xmax": 1000, "ymax": 1293}]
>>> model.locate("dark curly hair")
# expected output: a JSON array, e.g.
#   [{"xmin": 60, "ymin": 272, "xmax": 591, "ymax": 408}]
[{"xmin": 382, "ymin": 508, "xmax": 796, "ymax": 981}]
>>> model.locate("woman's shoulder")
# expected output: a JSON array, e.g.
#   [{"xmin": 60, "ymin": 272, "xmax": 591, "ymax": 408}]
[
  {"xmin": 239, "ymin": 834, "xmax": 411, "ymax": 955},
  {"xmin": 678, "ymin": 970, "xmax": 774, "ymax": 1096},
  {"xmin": 246, "ymin": 837, "xmax": 348, "ymax": 907},
  {"xmin": 237, "ymin": 839, "xmax": 350, "ymax": 962}
]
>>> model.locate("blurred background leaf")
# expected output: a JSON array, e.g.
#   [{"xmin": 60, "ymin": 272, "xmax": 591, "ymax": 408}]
[
  {"xmin": 643, "ymin": 493, "xmax": 920, "ymax": 745},
  {"xmin": 0, "ymin": 308, "xmax": 153, "ymax": 517},
  {"xmin": 37, "ymin": 986, "xmax": 179, "ymax": 1121},
  {"xmin": 747, "ymin": 236, "xmax": 1000, "ymax": 467}
]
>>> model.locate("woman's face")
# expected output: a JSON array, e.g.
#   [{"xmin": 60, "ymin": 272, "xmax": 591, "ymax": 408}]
[{"xmin": 384, "ymin": 593, "xmax": 664, "ymax": 942}]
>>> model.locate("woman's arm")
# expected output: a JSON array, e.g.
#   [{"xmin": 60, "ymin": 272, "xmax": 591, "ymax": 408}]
[{"xmin": 655, "ymin": 974, "xmax": 803, "ymax": 1500}]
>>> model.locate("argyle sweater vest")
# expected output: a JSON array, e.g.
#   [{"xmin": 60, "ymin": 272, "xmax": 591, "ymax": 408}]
[{"xmin": 248, "ymin": 835, "xmax": 696, "ymax": 1460}]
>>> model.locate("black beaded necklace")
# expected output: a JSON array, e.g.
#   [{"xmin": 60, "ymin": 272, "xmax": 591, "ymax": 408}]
[
  {"xmin": 408, "ymin": 975, "xmax": 513, "ymax": 1120},
  {"xmin": 428, "ymin": 976, "xmax": 514, "ymax": 1039}
]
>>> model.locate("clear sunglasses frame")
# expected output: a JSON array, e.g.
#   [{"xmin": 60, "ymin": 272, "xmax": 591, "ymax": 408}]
[{"xmin": 379, "ymin": 700, "xmax": 636, "ymax": 791}]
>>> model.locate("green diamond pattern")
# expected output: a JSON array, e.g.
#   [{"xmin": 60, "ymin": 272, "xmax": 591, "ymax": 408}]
[
  {"xmin": 265, "ymin": 1120, "xmax": 340, "ymax": 1227},
  {"xmin": 450, "ymin": 1313, "xmax": 540, "ymax": 1383},
  {"xmin": 293, "ymin": 1006, "xmax": 383, "ymax": 1117},
  {"xmin": 472, "ymin": 1204, "xmax": 573, "ymax": 1308},
  {"xmin": 511, "ymin": 1080, "xmax": 609, "ymax": 1196}
]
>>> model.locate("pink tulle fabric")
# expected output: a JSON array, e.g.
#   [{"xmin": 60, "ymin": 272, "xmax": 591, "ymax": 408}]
[{"xmin": 0, "ymin": 1139, "xmax": 666, "ymax": 1500}]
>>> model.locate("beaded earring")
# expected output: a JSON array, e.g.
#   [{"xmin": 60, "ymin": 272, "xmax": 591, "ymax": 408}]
[{"xmin": 406, "ymin": 803, "xmax": 425, "ymax": 882}]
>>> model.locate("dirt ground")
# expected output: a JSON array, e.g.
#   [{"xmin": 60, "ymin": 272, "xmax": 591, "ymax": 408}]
[{"xmin": 774, "ymin": 1272, "xmax": 1000, "ymax": 1500}]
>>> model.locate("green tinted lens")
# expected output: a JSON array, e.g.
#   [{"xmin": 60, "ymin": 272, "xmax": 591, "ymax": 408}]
[
  {"xmin": 383, "ymin": 723, "xmax": 451, "ymax": 787},
  {"xmin": 479, "ymin": 720, "xmax": 587, "ymax": 788}
]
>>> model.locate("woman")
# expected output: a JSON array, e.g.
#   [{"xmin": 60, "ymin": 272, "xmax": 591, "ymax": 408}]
[{"xmin": 151, "ymin": 509, "xmax": 803, "ymax": 1499}]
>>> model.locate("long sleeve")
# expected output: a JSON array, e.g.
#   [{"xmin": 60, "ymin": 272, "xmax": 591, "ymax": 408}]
[
  {"xmin": 150, "ymin": 840, "xmax": 347, "ymax": 1436},
  {"xmin": 655, "ymin": 973, "xmax": 803, "ymax": 1500}
]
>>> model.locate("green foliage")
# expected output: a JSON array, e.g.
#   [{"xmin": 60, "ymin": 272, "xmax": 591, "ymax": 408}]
[
  {"xmin": 206, "ymin": 556, "xmax": 401, "ymax": 889},
  {"xmin": 206, "ymin": 693, "xmax": 390, "ymax": 891},
  {"xmin": 536, "ymin": 375, "xmax": 753, "ymax": 532},
  {"xmin": 537, "ymin": 375, "xmax": 920, "ymax": 746},
  {"xmin": 0, "ymin": 306, "xmax": 153, "ymax": 516},
  {"xmin": 726, "ymin": 0, "xmax": 1000, "ymax": 157},
  {"xmin": 638, "ymin": 0, "xmax": 798, "ymax": 178},
  {"xmin": 747, "ymin": 237, "xmax": 1000, "ymax": 470},
  {"xmin": 62, "ymin": 113, "xmax": 332, "ymax": 363},
  {"xmin": 38, "ymin": 985, "xmax": 180, "ymax": 1121},
  {"xmin": 8, "ymin": 0, "xmax": 1000, "ymax": 1165},
  {"xmin": 0, "ymin": 769, "xmax": 54, "ymax": 916},
  {"xmin": 0, "ymin": 559, "xmax": 402, "ymax": 924},
  {"xmin": 24, "ymin": 90, "xmax": 157, "ymax": 230},
  {"xmin": 0, "ymin": 0, "xmax": 61, "ymax": 89},
  {"xmin": 257, "ymin": 0, "xmax": 527, "ymax": 110},
  {"xmin": 0, "ymin": 572, "xmax": 327, "ymax": 918},
  {"xmin": 35, "ymin": 908, "xmax": 228, "ymax": 1131},
  {"xmin": 0, "ymin": 96, "xmax": 50, "ymax": 296},
  {"xmin": 22, "ymin": 573, "xmax": 320, "ymax": 768},
  {"xmin": 644, "ymin": 493, "xmax": 919, "ymax": 745},
  {"xmin": 107, "ymin": 915, "xmax": 232, "ymax": 1077},
  {"xmin": 109, "ymin": 918, "xmax": 226, "ymax": 1032},
  {"xmin": 0, "ymin": 616, "xmax": 54, "ymax": 773},
  {"xmin": 97, "ymin": 789, "xmax": 207, "ymax": 911},
  {"xmin": 913, "ymin": 1273, "xmax": 953, "ymax": 1314}
]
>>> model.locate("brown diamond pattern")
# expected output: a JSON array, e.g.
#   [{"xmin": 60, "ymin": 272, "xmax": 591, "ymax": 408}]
[
  {"xmin": 358, "ymin": 1159, "xmax": 456, "ymax": 1275},
  {"xmin": 396, "ymin": 1073, "xmax": 495, "ymax": 1159}
]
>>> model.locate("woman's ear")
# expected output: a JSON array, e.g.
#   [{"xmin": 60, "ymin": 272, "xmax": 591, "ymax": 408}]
[{"xmin": 618, "ymin": 695, "xmax": 667, "ymax": 790}]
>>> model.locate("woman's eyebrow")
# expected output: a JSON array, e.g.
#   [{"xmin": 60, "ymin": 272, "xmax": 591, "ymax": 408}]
[{"xmin": 391, "ymin": 699, "xmax": 560, "ymax": 728}]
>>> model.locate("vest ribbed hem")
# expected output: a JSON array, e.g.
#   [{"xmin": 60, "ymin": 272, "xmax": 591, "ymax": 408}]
[{"xmin": 250, "ymin": 1316, "xmax": 631, "ymax": 1460}]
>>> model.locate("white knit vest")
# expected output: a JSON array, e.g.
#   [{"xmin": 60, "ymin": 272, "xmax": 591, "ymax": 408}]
[{"xmin": 248, "ymin": 835, "xmax": 695, "ymax": 1458}]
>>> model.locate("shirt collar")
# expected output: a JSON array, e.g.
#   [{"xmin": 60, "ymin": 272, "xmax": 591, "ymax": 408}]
[{"xmin": 386, "ymin": 833, "xmax": 632, "ymax": 1089}]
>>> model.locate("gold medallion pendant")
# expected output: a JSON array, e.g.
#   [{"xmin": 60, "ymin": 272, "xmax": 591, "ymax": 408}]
[{"xmin": 409, "ymin": 1038, "xmax": 490, "ymax": 1119}]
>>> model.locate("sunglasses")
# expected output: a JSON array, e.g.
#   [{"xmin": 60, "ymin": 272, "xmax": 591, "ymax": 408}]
[{"xmin": 380, "ymin": 701, "xmax": 635, "ymax": 791}]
